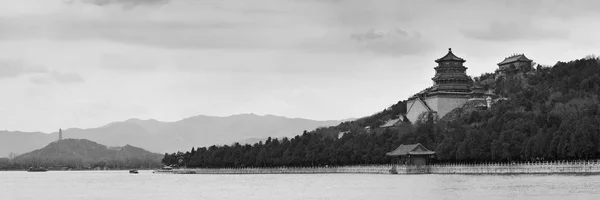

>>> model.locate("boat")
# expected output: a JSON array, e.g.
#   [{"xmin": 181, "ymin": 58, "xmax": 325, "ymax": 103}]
[
  {"xmin": 28, "ymin": 167, "xmax": 48, "ymax": 172},
  {"xmin": 153, "ymin": 166, "xmax": 174, "ymax": 174},
  {"xmin": 129, "ymin": 169, "xmax": 139, "ymax": 174}
]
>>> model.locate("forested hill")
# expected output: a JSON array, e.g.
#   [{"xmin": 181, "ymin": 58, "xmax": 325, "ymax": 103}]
[
  {"xmin": 422, "ymin": 56, "xmax": 600, "ymax": 162},
  {"xmin": 3, "ymin": 139, "xmax": 163, "ymax": 169},
  {"xmin": 162, "ymin": 56, "xmax": 600, "ymax": 167}
]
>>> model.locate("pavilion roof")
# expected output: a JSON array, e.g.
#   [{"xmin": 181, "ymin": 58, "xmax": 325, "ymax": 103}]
[
  {"xmin": 385, "ymin": 143, "xmax": 435, "ymax": 156},
  {"xmin": 435, "ymin": 48, "xmax": 466, "ymax": 63},
  {"xmin": 497, "ymin": 54, "xmax": 532, "ymax": 66}
]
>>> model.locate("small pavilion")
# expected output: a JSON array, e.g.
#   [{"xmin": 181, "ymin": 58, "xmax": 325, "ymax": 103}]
[
  {"xmin": 497, "ymin": 54, "xmax": 533, "ymax": 74},
  {"xmin": 386, "ymin": 143, "xmax": 436, "ymax": 166}
]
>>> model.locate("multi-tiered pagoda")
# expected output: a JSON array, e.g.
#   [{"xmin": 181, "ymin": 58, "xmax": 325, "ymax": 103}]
[
  {"xmin": 405, "ymin": 48, "xmax": 482, "ymax": 123},
  {"xmin": 431, "ymin": 48, "xmax": 473, "ymax": 93}
]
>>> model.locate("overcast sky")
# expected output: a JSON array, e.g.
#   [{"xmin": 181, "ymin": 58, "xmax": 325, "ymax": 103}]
[{"xmin": 1, "ymin": 0, "xmax": 599, "ymax": 132}]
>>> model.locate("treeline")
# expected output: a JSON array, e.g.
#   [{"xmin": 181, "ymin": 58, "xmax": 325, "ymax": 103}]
[
  {"xmin": 163, "ymin": 56, "xmax": 600, "ymax": 167},
  {"xmin": 0, "ymin": 156, "xmax": 162, "ymax": 170},
  {"xmin": 162, "ymin": 130, "xmax": 402, "ymax": 168}
]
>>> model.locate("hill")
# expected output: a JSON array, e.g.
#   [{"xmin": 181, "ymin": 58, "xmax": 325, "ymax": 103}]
[
  {"xmin": 419, "ymin": 56, "xmax": 600, "ymax": 162},
  {"xmin": 161, "ymin": 56, "xmax": 600, "ymax": 167},
  {"xmin": 0, "ymin": 113, "xmax": 347, "ymax": 157},
  {"xmin": 8, "ymin": 139, "xmax": 162, "ymax": 169}
]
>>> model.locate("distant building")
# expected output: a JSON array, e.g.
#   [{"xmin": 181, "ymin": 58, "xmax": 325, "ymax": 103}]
[
  {"xmin": 380, "ymin": 118, "xmax": 402, "ymax": 128},
  {"xmin": 405, "ymin": 48, "xmax": 484, "ymax": 123},
  {"xmin": 386, "ymin": 143, "xmax": 435, "ymax": 166},
  {"xmin": 59, "ymin": 128, "xmax": 62, "ymax": 141},
  {"xmin": 497, "ymin": 54, "xmax": 533, "ymax": 74},
  {"xmin": 404, "ymin": 49, "xmax": 521, "ymax": 123}
]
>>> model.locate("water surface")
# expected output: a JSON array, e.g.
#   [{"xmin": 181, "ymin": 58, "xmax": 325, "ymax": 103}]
[{"xmin": 1, "ymin": 171, "xmax": 599, "ymax": 200}]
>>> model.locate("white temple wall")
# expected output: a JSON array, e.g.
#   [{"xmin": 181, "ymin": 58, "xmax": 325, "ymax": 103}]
[
  {"xmin": 406, "ymin": 99, "xmax": 429, "ymax": 123},
  {"xmin": 406, "ymin": 95, "xmax": 470, "ymax": 123},
  {"xmin": 435, "ymin": 96, "xmax": 469, "ymax": 118}
]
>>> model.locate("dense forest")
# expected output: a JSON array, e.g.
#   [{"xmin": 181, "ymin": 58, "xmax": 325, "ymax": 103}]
[
  {"xmin": 162, "ymin": 56, "xmax": 600, "ymax": 167},
  {"xmin": 162, "ymin": 131, "xmax": 403, "ymax": 168},
  {"xmin": 423, "ymin": 56, "xmax": 600, "ymax": 162}
]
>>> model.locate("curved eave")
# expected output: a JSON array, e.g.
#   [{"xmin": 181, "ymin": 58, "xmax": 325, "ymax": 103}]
[
  {"xmin": 434, "ymin": 66, "xmax": 468, "ymax": 70},
  {"xmin": 385, "ymin": 151, "xmax": 436, "ymax": 156},
  {"xmin": 408, "ymin": 151, "xmax": 436, "ymax": 155},
  {"xmin": 432, "ymin": 77, "xmax": 472, "ymax": 81},
  {"xmin": 435, "ymin": 48, "xmax": 466, "ymax": 63},
  {"xmin": 435, "ymin": 58, "xmax": 466, "ymax": 63},
  {"xmin": 497, "ymin": 60, "xmax": 532, "ymax": 66}
]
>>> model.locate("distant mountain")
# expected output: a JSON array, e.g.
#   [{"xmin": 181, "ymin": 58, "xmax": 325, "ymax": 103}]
[
  {"xmin": 13, "ymin": 138, "xmax": 162, "ymax": 169},
  {"xmin": 0, "ymin": 114, "xmax": 347, "ymax": 157},
  {"xmin": 0, "ymin": 131, "xmax": 56, "ymax": 158}
]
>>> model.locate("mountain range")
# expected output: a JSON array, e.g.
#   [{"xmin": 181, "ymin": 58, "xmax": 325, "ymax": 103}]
[{"xmin": 0, "ymin": 113, "xmax": 348, "ymax": 157}]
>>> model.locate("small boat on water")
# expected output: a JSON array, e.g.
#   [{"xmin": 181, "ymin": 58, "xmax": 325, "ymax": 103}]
[
  {"xmin": 28, "ymin": 167, "xmax": 48, "ymax": 172},
  {"xmin": 129, "ymin": 169, "xmax": 139, "ymax": 174},
  {"xmin": 153, "ymin": 166, "xmax": 174, "ymax": 174}
]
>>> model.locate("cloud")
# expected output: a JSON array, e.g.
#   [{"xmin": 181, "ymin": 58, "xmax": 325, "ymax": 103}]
[
  {"xmin": 50, "ymin": 71, "xmax": 85, "ymax": 83},
  {"xmin": 30, "ymin": 71, "xmax": 85, "ymax": 85},
  {"xmin": 349, "ymin": 28, "xmax": 433, "ymax": 56},
  {"xmin": 0, "ymin": 59, "xmax": 83, "ymax": 84},
  {"xmin": 318, "ymin": 0, "xmax": 414, "ymax": 27},
  {"xmin": 0, "ymin": 16, "xmax": 278, "ymax": 50},
  {"xmin": 461, "ymin": 21, "xmax": 569, "ymax": 41},
  {"xmin": 496, "ymin": 0, "xmax": 600, "ymax": 19},
  {"xmin": 309, "ymin": 0, "xmax": 347, "ymax": 3},
  {"xmin": 77, "ymin": 0, "xmax": 170, "ymax": 8},
  {"xmin": 99, "ymin": 53, "xmax": 159, "ymax": 71},
  {"xmin": 0, "ymin": 60, "xmax": 47, "ymax": 79}
]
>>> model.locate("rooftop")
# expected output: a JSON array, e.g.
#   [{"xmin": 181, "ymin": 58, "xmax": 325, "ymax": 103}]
[
  {"xmin": 435, "ymin": 48, "xmax": 466, "ymax": 63},
  {"xmin": 386, "ymin": 143, "xmax": 436, "ymax": 156},
  {"xmin": 498, "ymin": 54, "xmax": 532, "ymax": 66}
]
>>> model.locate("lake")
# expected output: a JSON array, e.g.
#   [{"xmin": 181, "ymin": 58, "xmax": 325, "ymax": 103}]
[{"xmin": 1, "ymin": 171, "xmax": 599, "ymax": 200}]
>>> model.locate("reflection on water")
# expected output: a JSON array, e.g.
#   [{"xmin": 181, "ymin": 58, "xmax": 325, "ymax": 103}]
[{"xmin": 1, "ymin": 171, "xmax": 600, "ymax": 200}]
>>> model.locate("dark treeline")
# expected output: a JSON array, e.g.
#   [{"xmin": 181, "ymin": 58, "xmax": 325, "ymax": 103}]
[
  {"xmin": 162, "ymin": 130, "xmax": 402, "ymax": 168},
  {"xmin": 0, "ymin": 156, "xmax": 162, "ymax": 170},
  {"xmin": 163, "ymin": 56, "xmax": 600, "ymax": 167}
]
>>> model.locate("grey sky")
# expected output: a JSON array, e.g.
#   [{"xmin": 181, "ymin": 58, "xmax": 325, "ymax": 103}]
[{"xmin": 1, "ymin": 0, "xmax": 599, "ymax": 132}]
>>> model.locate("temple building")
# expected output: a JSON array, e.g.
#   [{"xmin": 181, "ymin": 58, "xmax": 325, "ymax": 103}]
[
  {"xmin": 386, "ymin": 143, "xmax": 435, "ymax": 166},
  {"xmin": 405, "ymin": 48, "xmax": 485, "ymax": 123},
  {"xmin": 497, "ymin": 54, "xmax": 533, "ymax": 74},
  {"xmin": 403, "ymin": 49, "xmax": 526, "ymax": 123}
]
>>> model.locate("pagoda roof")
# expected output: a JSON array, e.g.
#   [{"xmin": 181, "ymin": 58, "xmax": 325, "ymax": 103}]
[
  {"xmin": 386, "ymin": 143, "xmax": 435, "ymax": 156},
  {"xmin": 432, "ymin": 73, "xmax": 471, "ymax": 80},
  {"xmin": 498, "ymin": 54, "xmax": 532, "ymax": 66},
  {"xmin": 435, "ymin": 48, "xmax": 466, "ymax": 63}
]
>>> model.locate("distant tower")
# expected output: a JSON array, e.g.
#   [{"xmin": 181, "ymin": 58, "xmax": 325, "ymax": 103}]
[
  {"xmin": 59, "ymin": 128, "xmax": 63, "ymax": 141},
  {"xmin": 405, "ymin": 48, "xmax": 474, "ymax": 123}
]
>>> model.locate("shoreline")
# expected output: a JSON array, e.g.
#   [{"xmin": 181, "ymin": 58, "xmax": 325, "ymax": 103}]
[
  {"xmin": 161, "ymin": 161, "xmax": 600, "ymax": 175},
  {"xmin": 0, "ymin": 169, "xmax": 155, "ymax": 172}
]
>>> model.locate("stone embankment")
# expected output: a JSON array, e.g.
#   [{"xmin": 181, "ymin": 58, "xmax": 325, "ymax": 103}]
[
  {"xmin": 171, "ymin": 165, "xmax": 392, "ymax": 174},
  {"xmin": 425, "ymin": 160, "xmax": 600, "ymax": 174},
  {"xmin": 168, "ymin": 161, "xmax": 600, "ymax": 175}
]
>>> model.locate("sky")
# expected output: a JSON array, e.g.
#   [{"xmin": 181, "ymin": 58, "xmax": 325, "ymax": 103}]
[{"xmin": 1, "ymin": 0, "xmax": 599, "ymax": 132}]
